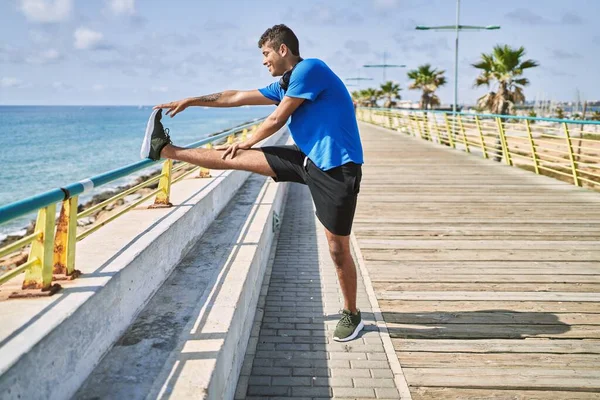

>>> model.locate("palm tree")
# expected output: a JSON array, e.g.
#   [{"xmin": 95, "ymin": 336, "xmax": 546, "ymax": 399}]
[
  {"xmin": 378, "ymin": 81, "xmax": 401, "ymax": 108},
  {"xmin": 473, "ymin": 45, "xmax": 539, "ymax": 115},
  {"xmin": 351, "ymin": 90, "xmax": 371, "ymax": 107},
  {"xmin": 555, "ymin": 107, "xmax": 565, "ymax": 120},
  {"xmin": 362, "ymin": 88, "xmax": 380, "ymax": 108},
  {"xmin": 473, "ymin": 45, "xmax": 539, "ymax": 161},
  {"xmin": 591, "ymin": 111, "xmax": 600, "ymax": 121},
  {"xmin": 351, "ymin": 90, "xmax": 365, "ymax": 106},
  {"xmin": 407, "ymin": 64, "xmax": 446, "ymax": 109}
]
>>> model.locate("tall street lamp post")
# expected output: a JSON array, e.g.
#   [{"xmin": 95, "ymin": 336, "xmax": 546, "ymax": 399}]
[
  {"xmin": 363, "ymin": 51, "xmax": 406, "ymax": 83},
  {"xmin": 416, "ymin": 0, "xmax": 500, "ymax": 115}
]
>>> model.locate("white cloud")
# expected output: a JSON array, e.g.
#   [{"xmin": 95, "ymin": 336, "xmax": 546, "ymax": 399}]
[
  {"xmin": 19, "ymin": 0, "xmax": 72, "ymax": 23},
  {"xmin": 92, "ymin": 84, "xmax": 105, "ymax": 91},
  {"xmin": 108, "ymin": 0, "xmax": 135, "ymax": 16},
  {"xmin": 26, "ymin": 48, "xmax": 62, "ymax": 64},
  {"xmin": 151, "ymin": 86, "xmax": 169, "ymax": 92},
  {"xmin": 1, "ymin": 78, "xmax": 23, "ymax": 88},
  {"xmin": 74, "ymin": 28, "xmax": 104, "ymax": 50}
]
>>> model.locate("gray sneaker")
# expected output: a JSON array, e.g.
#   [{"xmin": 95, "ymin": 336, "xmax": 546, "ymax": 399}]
[
  {"xmin": 333, "ymin": 309, "xmax": 364, "ymax": 342},
  {"xmin": 140, "ymin": 108, "xmax": 172, "ymax": 161}
]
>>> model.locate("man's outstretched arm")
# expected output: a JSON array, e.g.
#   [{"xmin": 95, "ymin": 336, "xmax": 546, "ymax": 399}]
[
  {"xmin": 218, "ymin": 95, "xmax": 305, "ymax": 159},
  {"xmin": 154, "ymin": 90, "xmax": 277, "ymax": 117}
]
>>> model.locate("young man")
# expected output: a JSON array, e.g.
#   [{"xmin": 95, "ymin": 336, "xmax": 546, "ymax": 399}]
[{"xmin": 143, "ymin": 24, "xmax": 364, "ymax": 342}]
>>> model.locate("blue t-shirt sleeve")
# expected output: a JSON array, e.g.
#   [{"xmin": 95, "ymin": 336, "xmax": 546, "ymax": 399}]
[
  {"xmin": 258, "ymin": 81, "xmax": 283, "ymax": 103},
  {"xmin": 285, "ymin": 61, "xmax": 325, "ymax": 101}
]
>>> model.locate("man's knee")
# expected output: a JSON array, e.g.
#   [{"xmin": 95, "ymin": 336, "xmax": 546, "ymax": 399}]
[{"xmin": 328, "ymin": 240, "xmax": 350, "ymax": 267}]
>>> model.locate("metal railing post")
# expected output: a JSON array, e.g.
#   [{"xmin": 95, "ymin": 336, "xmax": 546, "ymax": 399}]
[
  {"xmin": 406, "ymin": 113, "xmax": 416, "ymax": 136},
  {"xmin": 152, "ymin": 159, "xmax": 173, "ymax": 207},
  {"xmin": 422, "ymin": 113, "xmax": 432, "ymax": 141},
  {"xmin": 563, "ymin": 122, "xmax": 580, "ymax": 186},
  {"xmin": 431, "ymin": 113, "xmax": 443, "ymax": 145},
  {"xmin": 53, "ymin": 196, "xmax": 80, "ymax": 279},
  {"xmin": 416, "ymin": 113, "xmax": 426, "ymax": 140},
  {"xmin": 392, "ymin": 111, "xmax": 400, "ymax": 130},
  {"xmin": 475, "ymin": 115, "xmax": 488, "ymax": 159},
  {"xmin": 443, "ymin": 113, "xmax": 456, "ymax": 148},
  {"xmin": 199, "ymin": 143, "xmax": 212, "ymax": 178},
  {"xmin": 458, "ymin": 114, "xmax": 470, "ymax": 153},
  {"xmin": 241, "ymin": 128, "xmax": 248, "ymax": 141},
  {"xmin": 495, "ymin": 117, "xmax": 513, "ymax": 166},
  {"xmin": 525, "ymin": 120, "xmax": 540, "ymax": 174},
  {"xmin": 22, "ymin": 204, "xmax": 58, "ymax": 292}
]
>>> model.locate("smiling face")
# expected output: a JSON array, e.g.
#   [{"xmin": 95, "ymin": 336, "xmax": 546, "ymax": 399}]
[{"xmin": 261, "ymin": 42, "xmax": 287, "ymax": 77}]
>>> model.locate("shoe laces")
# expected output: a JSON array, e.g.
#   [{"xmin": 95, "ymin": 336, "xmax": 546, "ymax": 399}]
[
  {"xmin": 163, "ymin": 127, "xmax": 171, "ymax": 142},
  {"xmin": 338, "ymin": 310, "xmax": 354, "ymax": 328}
]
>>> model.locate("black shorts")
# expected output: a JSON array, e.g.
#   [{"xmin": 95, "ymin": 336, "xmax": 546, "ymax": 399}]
[{"xmin": 261, "ymin": 145, "xmax": 362, "ymax": 236}]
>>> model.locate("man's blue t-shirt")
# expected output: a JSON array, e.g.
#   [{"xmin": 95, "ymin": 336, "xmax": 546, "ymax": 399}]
[{"xmin": 258, "ymin": 58, "xmax": 363, "ymax": 171}]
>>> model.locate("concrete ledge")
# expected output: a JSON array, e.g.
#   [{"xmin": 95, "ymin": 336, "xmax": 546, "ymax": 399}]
[
  {"xmin": 0, "ymin": 128, "xmax": 288, "ymax": 400},
  {"xmin": 144, "ymin": 174, "xmax": 289, "ymax": 400}
]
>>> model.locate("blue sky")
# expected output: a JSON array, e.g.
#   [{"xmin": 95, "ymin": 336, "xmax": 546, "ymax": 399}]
[{"xmin": 1, "ymin": 0, "xmax": 598, "ymax": 105}]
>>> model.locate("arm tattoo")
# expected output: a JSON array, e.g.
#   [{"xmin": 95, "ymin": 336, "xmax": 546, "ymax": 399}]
[{"xmin": 192, "ymin": 92, "xmax": 223, "ymax": 102}]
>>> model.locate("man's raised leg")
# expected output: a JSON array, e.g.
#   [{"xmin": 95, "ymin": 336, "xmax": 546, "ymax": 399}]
[{"xmin": 161, "ymin": 144, "xmax": 276, "ymax": 177}]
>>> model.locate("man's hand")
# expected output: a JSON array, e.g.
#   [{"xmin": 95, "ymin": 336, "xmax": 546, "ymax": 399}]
[
  {"xmin": 154, "ymin": 99, "xmax": 190, "ymax": 118},
  {"xmin": 215, "ymin": 141, "xmax": 253, "ymax": 160}
]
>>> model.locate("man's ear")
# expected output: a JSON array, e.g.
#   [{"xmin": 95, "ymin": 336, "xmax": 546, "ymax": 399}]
[{"xmin": 279, "ymin": 43, "xmax": 288, "ymax": 57}]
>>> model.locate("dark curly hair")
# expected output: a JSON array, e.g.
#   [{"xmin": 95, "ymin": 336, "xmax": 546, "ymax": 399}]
[{"xmin": 258, "ymin": 24, "xmax": 300, "ymax": 56}]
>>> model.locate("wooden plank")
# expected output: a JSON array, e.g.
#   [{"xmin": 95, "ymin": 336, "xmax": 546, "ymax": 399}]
[
  {"xmin": 373, "ymin": 282, "xmax": 600, "ymax": 293},
  {"xmin": 402, "ymin": 368, "xmax": 600, "ymax": 390},
  {"xmin": 366, "ymin": 260, "xmax": 600, "ymax": 268},
  {"xmin": 378, "ymin": 291, "xmax": 600, "ymax": 302},
  {"xmin": 372, "ymin": 274, "xmax": 600, "ymax": 284},
  {"xmin": 394, "ymin": 338, "xmax": 600, "ymax": 354},
  {"xmin": 411, "ymin": 387, "xmax": 600, "ymax": 400},
  {"xmin": 358, "ymin": 206, "xmax": 600, "ymax": 216},
  {"xmin": 367, "ymin": 264, "xmax": 600, "ymax": 276},
  {"xmin": 354, "ymin": 223, "xmax": 600, "ymax": 231},
  {"xmin": 382, "ymin": 311, "xmax": 600, "ymax": 326},
  {"xmin": 354, "ymin": 218, "xmax": 600, "ymax": 224},
  {"xmin": 379, "ymin": 300, "xmax": 600, "ymax": 313},
  {"xmin": 397, "ymin": 352, "xmax": 600, "ymax": 368},
  {"xmin": 357, "ymin": 206, "xmax": 600, "ymax": 215},
  {"xmin": 363, "ymin": 249, "xmax": 600, "ymax": 262},
  {"xmin": 357, "ymin": 196, "xmax": 600, "ymax": 203},
  {"xmin": 357, "ymin": 233, "xmax": 600, "ymax": 241},
  {"xmin": 387, "ymin": 323, "xmax": 599, "ymax": 339},
  {"xmin": 358, "ymin": 239, "xmax": 600, "ymax": 251}
]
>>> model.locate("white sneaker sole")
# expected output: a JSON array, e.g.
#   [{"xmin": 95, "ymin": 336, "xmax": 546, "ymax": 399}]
[
  {"xmin": 333, "ymin": 320, "xmax": 365, "ymax": 342},
  {"xmin": 140, "ymin": 108, "xmax": 159, "ymax": 160}
]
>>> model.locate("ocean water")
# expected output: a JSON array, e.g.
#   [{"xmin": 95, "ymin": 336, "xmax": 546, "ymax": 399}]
[{"xmin": 0, "ymin": 105, "xmax": 269, "ymax": 238}]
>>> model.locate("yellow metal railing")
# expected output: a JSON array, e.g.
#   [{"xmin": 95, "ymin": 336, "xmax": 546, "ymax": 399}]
[
  {"xmin": 358, "ymin": 108, "xmax": 600, "ymax": 191},
  {"xmin": 0, "ymin": 121, "xmax": 263, "ymax": 296}
]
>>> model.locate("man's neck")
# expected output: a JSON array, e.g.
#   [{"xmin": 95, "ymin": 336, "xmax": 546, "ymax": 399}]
[{"xmin": 285, "ymin": 57, "xmax": 303, "ymax": 71}]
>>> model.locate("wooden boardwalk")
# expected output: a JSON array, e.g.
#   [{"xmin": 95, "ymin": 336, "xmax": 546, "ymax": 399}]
[{"xmin": 353, "ymin": 122, "xmax": 600, "ymax": 399}]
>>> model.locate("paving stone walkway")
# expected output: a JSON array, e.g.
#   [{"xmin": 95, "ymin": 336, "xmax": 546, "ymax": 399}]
[{"xmin": 235, "ymin": 183, "xmax": 401, "ymax": 399}]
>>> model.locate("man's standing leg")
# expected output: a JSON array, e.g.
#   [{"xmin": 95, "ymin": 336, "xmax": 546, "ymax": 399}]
[
  {"xmin": 325, "ymin": 229, "xmax": 364, "ymax": 342},
  {"xmin": 324, "ymin": 229, "xmax": 357, "ymax": 313}
]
